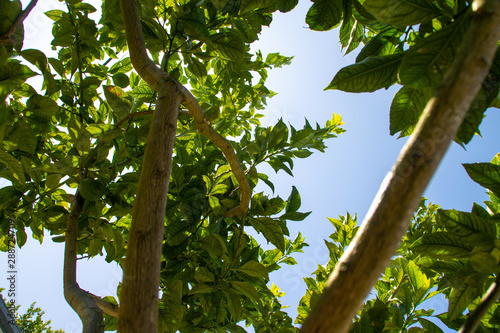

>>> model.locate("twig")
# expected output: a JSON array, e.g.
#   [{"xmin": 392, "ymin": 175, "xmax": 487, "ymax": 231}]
[
  {"xmin": 0, "ymin": 0, "xmax": 38, "ymax": 46},
  {"xmin": 459, "ymin": 275, "xmax": 500, "ymax": 333},
  {"xmin": 115, "ymin": 110, "xmax": 153, "ymax": 128}
]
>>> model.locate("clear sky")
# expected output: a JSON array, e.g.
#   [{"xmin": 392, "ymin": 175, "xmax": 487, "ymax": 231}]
[{"xmin": 3, "ymin": 0, "xmax": 500, "ymax": 332}]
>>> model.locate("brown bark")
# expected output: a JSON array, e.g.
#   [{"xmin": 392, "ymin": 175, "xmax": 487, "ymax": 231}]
[
  {"xmin": 117, "ymin": 83, "xmax": 181, "ymax": 332},
  {"xmin": 300, "ymin": 0, "xmax": 500, "ymax": 332},
  {"xmin": 0, "ymin": 0, "xmax": 38, "ymax": 46},
  {"xmin": 64, "ymin": 193, "xmax": 104, "ymax": 333},
  {"xmin": 118, "ymin": 0, "xmax": 250, "ymax": 218},
  {"xmin": 117, "ymin": 0, "xmax": 252, "ymax": 329}
]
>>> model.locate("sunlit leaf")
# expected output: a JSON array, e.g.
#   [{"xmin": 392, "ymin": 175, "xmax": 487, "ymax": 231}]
[
  {"xmin": 359, "ymin": 0, "xmax": 442, "ymax": 27},
  {"xmin": 326, "ymin": 54, "xmax": 403, "ymax": 92}
]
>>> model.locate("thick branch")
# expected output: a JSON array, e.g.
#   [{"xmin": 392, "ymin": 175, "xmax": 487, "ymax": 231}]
[
  {"xmin": 64, "ymin": 192, "xmax": 104, "ymax": 333},
  {"xmin": 117, "ymin": 83, "xmax": 181, "ymax": 332},
  {"xmin": 459, "ymin": 276, "xmax": 500, "ymax": 333},
  {"xmin": 0, "ymin": 0, "xmax": 38, "ymax": 46},
  {"xmin": 118, "ymin": 0, "xmax": 168, "ymax": 90},
  {"xmin": 300, "ymin": 1, "xmax": 500, "ymax": 332}
]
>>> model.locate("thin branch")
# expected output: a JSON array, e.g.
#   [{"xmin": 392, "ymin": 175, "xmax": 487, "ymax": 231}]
[
  {"xmin": 179, "ymin": 87, "xmax": 251, "ymax": 217},
  {"xmin": 459, "ymin": 275, "xmax": 500, "ymax": 333},
  {"xmin": 115, "ymin": 110, "xmax": 153, "ymax": 128},
  {"xmin": 89, "ymin": 293, "xmax": 119, "ymax": 318},
  {"xmin": 0, "ymin": 0, "xmax": 38, "ymax": 46},
  {"xmin": 299, "ymin": 0, "xmax": 500, "ymax": 331}
]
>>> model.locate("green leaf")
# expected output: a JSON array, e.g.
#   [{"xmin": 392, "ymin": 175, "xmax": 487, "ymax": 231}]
[
  {"xmin": 286, "ymin": 186, "xmax": 301, "ymax": 213},
  {"xmin": 448, "ymin": 283, "xmax": 481, "ymax": 320},
  {"xmin": 188, "ymin": 283, "xmax": 213, "ymax": 295},
  {"xmin": 236, "ymin": 260, "xmax": 269, "ymax": 279},
  {"xmin": 356, "ymin": 28, "xmax": 400, "ymax": 62},
  {"xmin": 220, "ymin": 281, "xmax": 243, "ymax": 320},
  {"xmin": 79, "ymin": 178, "xmax": 105, "ymax": 201},
  {"xmin": 0, "ymin": 149, "xmax": 25, "ymax": 185},
  {"xmin": 418, "ymin": 318, "xmax": 444, "ymax": 333},
  {"xmin": 359, "ymin": 0, "xmax": 442, "ymax": 27},
  {"xmin": 438, "ymin": 209, "xmax": 495, "ymax": 240},
  {"xmin": 239, "ymin": 0, "xmax": 270, "ymax": 14},
  {"xmin": 407, "ymin": 260, "xmax": 430, "ymax": 303},
  {"xmin": 112, "ymin": 73, "xmax": 130, "ymax": 88},
  {"xmin": 195, "ymin": 266, "xmax": 215, "ymax": 282},
  {"xmin": 130, "ymin": 82, "xmax": 155, "ymax": 103},
  {"xmin": 210, "ymin": 31, "xmax": 246, "ymax": 61},
  {"xmin": 456, "ymin": 85, "xmax": 496, "ymax": 145},
  {"xmin": 306, "ymin": 0, "xmax": 343, "ymax": 31},
  {"xmin": 229, "ymin": 280, "xmax": 260, "ymax": 302},
  {"xmin": 11, "ymin": 121, "xmax": 37, "ymax": 154},
  {"xmin": 199, "ymin": 234, "xmax": 228, "ymax": 259},
  {"xmin": 0, "ymin": 62, "xmax": 36, "ymax": 99},
  {"xmin": 26, "ymin": 95, "xmax": 58, "ymax": 118},
  {"xmin": 158, "ymin": 280, "xmax": 184, "ymax": 333},
  {"xmin": 390, "ymin": 86, "xmax": 434, "ymax": 136},
  {"xmin": 399, "ymin": 16, "xmax": 469, "ymax": 88},
  {"xmin": 326, "ymin": 54, "xmax": 403, "ymax": 92},
  {"xmin": 211, "ymin": 0, "xmax": 230, "ymax": 11},
  {"xmin": 249, "ymin": 217, "xmax": 285, "ymax": 252},
  {"xmin": 277, "ymin": 0, "xmax": 299, "ymax": 12},
  {"xmin": 187, "ymin": 57, "xmax": 207, "ymax": 80},
  {"xmin": 464, "ymin": 163, "xmax": 500, "ymax": 198},
  {"xmin": 411, "ymin": 232, "xmax": 473, "ymax": 259},
  {"xmin": 103, "ymin": 85, "xmax": 133, "ymax": 118}
]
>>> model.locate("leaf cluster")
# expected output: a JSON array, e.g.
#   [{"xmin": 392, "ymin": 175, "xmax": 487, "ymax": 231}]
[
  {"xmin": 297, "ymin": 152, "xmax": 500, "ymax": 332},
  {"xmin": 0, "ymin": 1, "xmax": 345, "ymax": 332},
  {"xmin": 305, "ymin": 0, "xmax": 500, "ymax": 146}
]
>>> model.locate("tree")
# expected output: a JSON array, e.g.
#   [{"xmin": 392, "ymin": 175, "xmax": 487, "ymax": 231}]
[
  {"xmin": 297, "ymin": 0, "xmax": 500, "ymax": 331},
  {"xmin": 1, "ymin": 0, "xmax": 499, "ymax": 332},
  {"xmin": 1, "ymin": 293, "xmax": 65, "ymax": 333},
  {"xmin": 0, "ymin": 0, "xmax": 341, "ymax": 332}
]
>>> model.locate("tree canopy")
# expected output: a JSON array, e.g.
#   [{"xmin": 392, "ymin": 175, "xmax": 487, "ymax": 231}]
[{"xmin": 0, "ymin": 0, "xmax": 500, "ymax": 332}]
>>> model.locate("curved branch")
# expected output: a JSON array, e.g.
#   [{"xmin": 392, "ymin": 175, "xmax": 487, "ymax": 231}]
[
  {"xmin": 0, "ymin": 0, "xmax": 38, "ymax": 46},
  {"xmin": 119, "ymin": 0, "xmax": 250, "ymax": 218},
  {"xmin": 300, "ymin": 0, "xmax": 500, "ymax": 332},
  {"xmin": 89, "ymin": 293, "xmax": 119, "ymax": 318},
  {"xmin": 459, "ymin": 275, "xmax": 500, "ymax": 333},
  {"xmin": 179, "ymin": 87, "xmax": 251, "ymax": 217},
  {"xmin": 64, "ymin": 192, "xmax": 104, "ymax": 333}
]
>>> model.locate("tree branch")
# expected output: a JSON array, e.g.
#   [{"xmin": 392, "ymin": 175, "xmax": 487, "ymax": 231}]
[
  {"xmin": 459, "ymin": 275, "xmax": 500, "ymax": 333},
  {"xmin": 179, "ymin": 87, "xmax": 251, "ymax": 217},
  {"xmin": 0, "ymin": 0, "xmax": 38, "ymax": 46},
  {"xmin": 64, "ymin": 192, "xmax": 104, "ymax": 333},
  {"xmin": 299, "ymin": 0, "xmax": 500, "ymax": 332},
  {"xmin": 88, "ymin": 293, "xmax": 119, "ymax": 318},
  {"xmin": 119, "ymin": 0, "xmax": 250, "ymax": 218},
  {"xmin": 117, "ymin": 80, "xmax": 181, "ymax": 333}
]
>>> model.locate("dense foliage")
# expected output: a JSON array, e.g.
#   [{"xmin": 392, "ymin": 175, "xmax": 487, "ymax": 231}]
[
  {"xmin": 0, "ymin": 0, "xmax": 499, "ymax": 331},
  {"xmin": 0, "ymin": 0, "xmax": 343, "ymax": 331},
  {"xmin": 297, "ymin": 153, "xmax": 500, "ymax": 332}
]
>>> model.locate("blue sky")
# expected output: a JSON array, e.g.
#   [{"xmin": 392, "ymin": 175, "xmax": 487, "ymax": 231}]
[{"xmin": 3, "ymin": 0, "xmax": 500, "ymax": 332}]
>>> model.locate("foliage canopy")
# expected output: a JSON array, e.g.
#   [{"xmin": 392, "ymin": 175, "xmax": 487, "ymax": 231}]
[{"xmin": 0, "ymin": 0, "xmax": 499, "ymax": 332}]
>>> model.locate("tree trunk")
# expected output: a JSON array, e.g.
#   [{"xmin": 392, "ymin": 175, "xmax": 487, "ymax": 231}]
[
  {"xmin": 300, "ymin": 0, "xmax": 500, "ymax": 332},
  {"xmin": 117, "ymin": 83, "xmax": 181, "ymax": 332}
]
